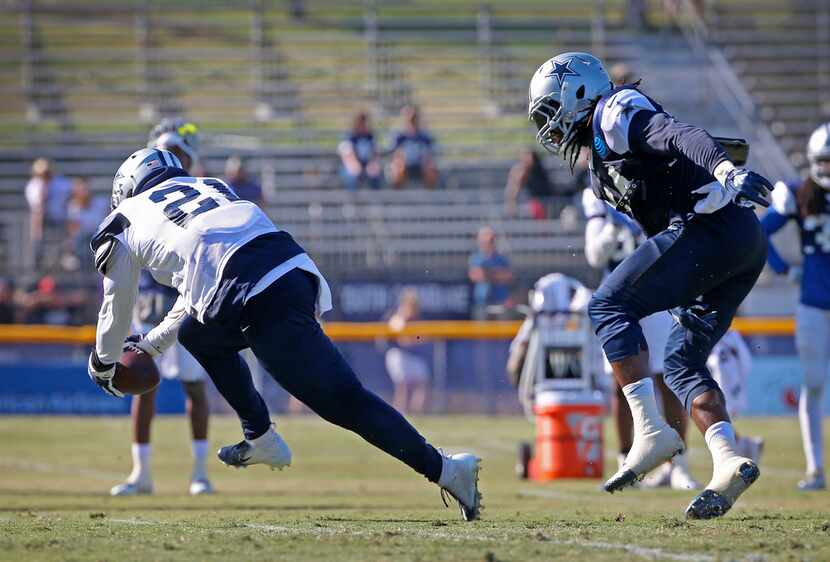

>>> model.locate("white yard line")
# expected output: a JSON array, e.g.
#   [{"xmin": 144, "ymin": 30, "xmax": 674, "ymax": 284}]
[
  {"xmin": 518, "ymin": 487, "xmax": 597, "ymax": 501},
  {"xmin": 107, "ymin": 518, "xmax": 156, "ymax": 526},
  {"xmin": 106, "ymin": 513, "xmax": 725, "ymax": 562},
  {"xmin": 0, "ymin": 457, "xmax": 123, "ymax": 481}
]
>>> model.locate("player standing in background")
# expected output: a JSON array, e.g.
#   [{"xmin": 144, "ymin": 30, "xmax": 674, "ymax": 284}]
[
  {"xmin": 761, "ymin": 122, "xmax": 830, "ymax": 491},
  {"xmin": 706, "ymin": 329, "xmax": 763, "ymax": 463},
  {"xmin": 529, "ymin": 52, "xmax": 772, "ymax": 518},
  {"xmin": 110, "ymin": 119, "xmax": 214, "ymax": 496},
  {"xmin": 582, "ymin": 188, "xmax": 698, "ymax": 490},
  {"xmin": 87, "ymin": 149, "xmax": 482, "ymax": 520}
]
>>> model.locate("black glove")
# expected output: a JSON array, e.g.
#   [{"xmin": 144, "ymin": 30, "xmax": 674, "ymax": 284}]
[
  {"xmin": 724, "ymin": 168, "xmax": 772, "ymax": 208},
  {"xmin": 87, "ymin": 349, "xmax": 122, "ymax": 398}
]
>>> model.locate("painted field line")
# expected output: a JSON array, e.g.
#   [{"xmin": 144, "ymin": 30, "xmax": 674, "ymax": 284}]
[{"xmin": 0, "ymin": 456, "xmax": 123, "ymax": 481}]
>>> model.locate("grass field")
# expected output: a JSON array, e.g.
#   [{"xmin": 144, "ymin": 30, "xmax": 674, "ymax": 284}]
[{"xmin": 1, "ymin": 415, "xmax": 828, "ymax": 562}]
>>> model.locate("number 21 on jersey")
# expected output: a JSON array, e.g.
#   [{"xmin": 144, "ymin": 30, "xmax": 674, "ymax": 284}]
[{"xmin": 149, "ymin": 178, "xmax": 238, "ymax": 227}]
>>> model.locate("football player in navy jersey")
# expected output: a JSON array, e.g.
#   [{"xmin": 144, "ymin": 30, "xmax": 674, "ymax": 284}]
[
  {"xmin": 762, "ymin": 122, "xmax": 830, "ymax": 491},
  {"xmin": 529, "ymin": 52, "xmax": 772, "ymax": 518}
]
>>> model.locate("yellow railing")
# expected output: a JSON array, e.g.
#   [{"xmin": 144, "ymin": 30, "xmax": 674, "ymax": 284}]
[{"xmin": 0, "ymin": 317, "xmax": 796, "ymax": 345}]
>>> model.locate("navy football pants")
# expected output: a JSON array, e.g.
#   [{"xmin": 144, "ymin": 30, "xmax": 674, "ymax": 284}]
[
  {"xmin": 588, "ymin": 204, "xmax": 767, "ymax": 411},
  {"xmin": 178, "ymin": 268, "xmax": 444, "ymax": 483}
]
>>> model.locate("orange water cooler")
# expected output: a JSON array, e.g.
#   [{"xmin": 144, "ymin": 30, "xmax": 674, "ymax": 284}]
[
  {"xmin": 515, "ymin": 309, "xmax": 605, "ymax": 481},
  {"xmin": 523, "ymin": 390, "xmax": 604, "ymax": 480}
]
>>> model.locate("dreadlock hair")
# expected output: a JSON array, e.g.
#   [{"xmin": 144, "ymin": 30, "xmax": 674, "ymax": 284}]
[{"xmin": 796, "ymin": 176, "xmax": 825, "ymax": 218}]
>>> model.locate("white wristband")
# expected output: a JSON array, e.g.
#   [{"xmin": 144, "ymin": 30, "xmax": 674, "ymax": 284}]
[{"xmin": 713, "ymin": 160, "xmax": 736, "ymax": 187}]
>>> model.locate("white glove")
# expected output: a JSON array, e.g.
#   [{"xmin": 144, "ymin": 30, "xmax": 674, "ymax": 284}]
[
  {"xmin": 87, "ymin": 351, "xmax": 123, "ymax": 398},
  {"xmin": 123, "ymin": 334, "xmax": 162, "ymax": 357},
  {"xmin": 787, "ymin": 265, "xmax": 803, "ymax": 284},
  {"xmin": 693, "ymin": 182, "xmax": 733, "ymax": 214}
]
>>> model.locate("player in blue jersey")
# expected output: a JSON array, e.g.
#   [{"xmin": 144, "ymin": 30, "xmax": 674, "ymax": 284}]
[
  {"xmin": 761, "ymin": 122, "xmax": 830, "ymax": 491},
  {"xmin": 529, "ymin": 52, "xmax": 772, "ymax": 518},
  {"xmin": 109, "ymin": 119, "xmax": 214, "ymax": 496}
]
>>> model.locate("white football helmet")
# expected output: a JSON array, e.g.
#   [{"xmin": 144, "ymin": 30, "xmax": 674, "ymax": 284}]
[
  {"xmin": 148, "ymin": 118, "xmax": 200, "ymax": 165},
  {"xmin": 528, "ymin": 52, "xmax": 613, "ymax": 161},
  {"xmin": 111, "ymin": 148, "xmax": 182, "ymax": 210},
  {"xmin": 807, "ymin": 122, "xmax": 830, "ymax": 189}
]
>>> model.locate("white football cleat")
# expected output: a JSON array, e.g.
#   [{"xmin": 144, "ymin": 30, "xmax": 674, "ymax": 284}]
[
  {"xmin": 735, "ymin": 436, "xmax": 764, "ymax": 465},
  {"xmin": 217, "ymin": 426, "xmax": 292, "ymax": 470},
  {"xmin": 189, "ymin": 478, "xmax": 214, "ymax": 495},
  {"xmin": 110, "ymin": 479, "xmax": 153, "ymax": 496},
  {"xmin": 604, "ymin": 425, "xmax": 684, "ymax": 493},
  {"xmin": 640, "ymin": 462, "xmax": 672, "ymax": 489},
  {"xmin": 438, "ymin": 453, "xmax": 482, "ymax": 521},
  {"xmin": 685, "ymin": 456, "xmax": 759, "ymax": 519},
  {"xmin": 797, "ymin": 471, "xmax": 826, "ymax": 491},
  {"xmin": 670, "ymin": 454, "xmax": 701, "ymax": 490}
]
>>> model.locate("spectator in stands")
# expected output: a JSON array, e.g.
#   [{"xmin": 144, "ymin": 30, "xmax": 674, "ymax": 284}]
[
  {"xmin": 338, "ymin": 112, "xmax": 383, "ymax": 191},
  {"xmin": 0, "ymin": 278, "xmax": 16, "ymax": 324},
  {"xmin": 385, "ymin": 288, "xmax": 431, "ymax": 415},
  {"xmin": 18, "ymin": 275, "xmax": 88, "ymax": 325},
  {"xmin": 224, "ymin": 156, "xmax": 263, "ymax": 204},
  {"xmin": 609, "ymin": 62, "xmax": 636, "ymax": 87},
  {"xmin": 389, "ymin": 105, "xmax": 439, "ymax": 189},
  {"xmin": 504, "ymin": 148, "xmax": 555, "ymax": 219},
  {"xmin": 468, "ymin": 226, "xmax": 513, "ymax": 320},
  {"xmin": 25, "ymin": 158, "xmax": 73, "ymax": 267},
  {"xmin": 64, "ymin": 177, "xmax": 108, "ymax": 271}
]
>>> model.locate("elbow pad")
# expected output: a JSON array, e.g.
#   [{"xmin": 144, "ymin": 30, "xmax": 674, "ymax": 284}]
[{"xmin": 90, "ymin": 213, "xmax": 131, "ymax": 275}]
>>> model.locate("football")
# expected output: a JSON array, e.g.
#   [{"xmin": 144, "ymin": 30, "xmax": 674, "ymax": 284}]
[{"xmin": 112, "ymin": 349, "xmax": 160, "ymax": 395}]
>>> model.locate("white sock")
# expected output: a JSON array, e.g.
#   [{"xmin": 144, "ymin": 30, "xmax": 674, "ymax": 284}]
[
  {"xmin": 622, "ymin": 378, "xmax": 665, "ymax": 435},
  {"xmin": 248, "ymin": 426, "xmax": 274, "ymax": 446},
  {"xmin": 704, "ymin": 421, "xmax": 739, "ymax": 466},
  {"xmin": 191, "ymin": 440, "xmax": 209, "ymax": 482},
  {"xmin": 129, "ymin": 443, "xmax": 151, "ymax": 483},
  {"xmin": 673, "ymin": 451, "xmax": 691, "ymax": 471},
  {"xmin": 799, "ymin": 385, "xmax": 824, "ymax": 475}
]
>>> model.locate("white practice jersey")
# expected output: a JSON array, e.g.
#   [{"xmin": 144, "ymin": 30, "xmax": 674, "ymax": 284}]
[
  {"xmin": 706, "ymin": 330, "xmax": 752, "ymax": 416},
  {"xmin": 92, "ymin": 175, "xmax": 331, "ymax": 364}
]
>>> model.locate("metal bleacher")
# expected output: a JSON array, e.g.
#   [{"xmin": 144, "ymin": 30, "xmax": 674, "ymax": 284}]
[
  {"xmin": 0, "ymin": 0, "xmax": 805, "ymax": 290},
  {"xmin": 706, "ymin": 0, "xmax": 830, "ymax": 174},
  {"xmin": 1, "ymin": 0, "xmax": 652, "ymax": 282}
]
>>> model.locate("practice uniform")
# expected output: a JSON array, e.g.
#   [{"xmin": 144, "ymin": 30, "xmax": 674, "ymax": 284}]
[
  {"xmin": 706, "ymin": 330, "xmax": 752, "ymax": 417},
  {"xmin": 586, "ymin": 85, "xmax": 767, "ymax": 411},
  {"xmin": 582, "ymin": 188, "xmax": 674, "ymax": 375},
  {"xmin": 91, "ymin": 172, "xmax": 445, "ymax": 483},
  {"xmin": 761, "ymin": 179, "xmax": 830, "ymax": 478},
  {"xmin": 761, "ymin": 180, "xmax": 830, "ymax": 389},
  {"xmin": 133, "ymin": 271, "xmax": 205, "ymax": 382}
]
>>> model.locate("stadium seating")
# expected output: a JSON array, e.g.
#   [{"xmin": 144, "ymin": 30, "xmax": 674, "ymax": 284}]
[{"xmin": 709, "ymin": 0, "xmax": 830, "ymax": 172}]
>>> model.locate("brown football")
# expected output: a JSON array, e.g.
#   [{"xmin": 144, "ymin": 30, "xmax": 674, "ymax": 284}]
[{"xmin": 113, "ymin": 349, "xmax": 160, "ymax": 395}]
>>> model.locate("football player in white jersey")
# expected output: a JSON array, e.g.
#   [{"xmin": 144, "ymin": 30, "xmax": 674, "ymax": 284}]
[
  {"xmin": 582, "ymin": 188, "xmax": 699, "ymax": 490},
  {"xmin": 109, "ymin": 120, "xmax": 214, "ymax": 497},
  {"xmin": 706, "ymin": 330, "xmax": 763, "ymax": 463},
  {"xmin": 87, "ymin": 148, "xmax": 482, "ymax": 521}
]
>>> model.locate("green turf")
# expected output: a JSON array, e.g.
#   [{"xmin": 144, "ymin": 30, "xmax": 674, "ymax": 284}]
[{"xmin": 1, "ymin": 415, "xmax": 828, "ymax": 561}]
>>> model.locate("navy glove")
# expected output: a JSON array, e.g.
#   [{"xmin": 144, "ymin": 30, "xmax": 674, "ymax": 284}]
[
  {"xmin": 670, "ymin": 305, "xmax": 718, "ymax": 342},
  {"xmin": 724, "ymin": 168, "xmax": 772, "ymax": 208},
  {"xmin": 123, "ymin": 334, "xmax": 161, "ymax": 356},
  {"xmin": 87, "ymin": 349, "xmax": 123, "ymax": 398}
]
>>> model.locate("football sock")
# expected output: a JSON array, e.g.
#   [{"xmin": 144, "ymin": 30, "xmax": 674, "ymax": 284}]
[
  {"xmin": 622, "ymin": 378, "xmax": 664, "ymax": 435},
  {"xmin": 799, "ymin": 384, "xmax": 824, "ymax": 475},
  {"xmin": 704, "ymin": 421, "xmax": 739, "ymax": 466},
  {"xmin": 191, "ymin": 439, "xmax": 209, "ymax": 482},
  {"xmin": 129, "ymin": 443, "xmax": 152, "ymax": 483}
]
